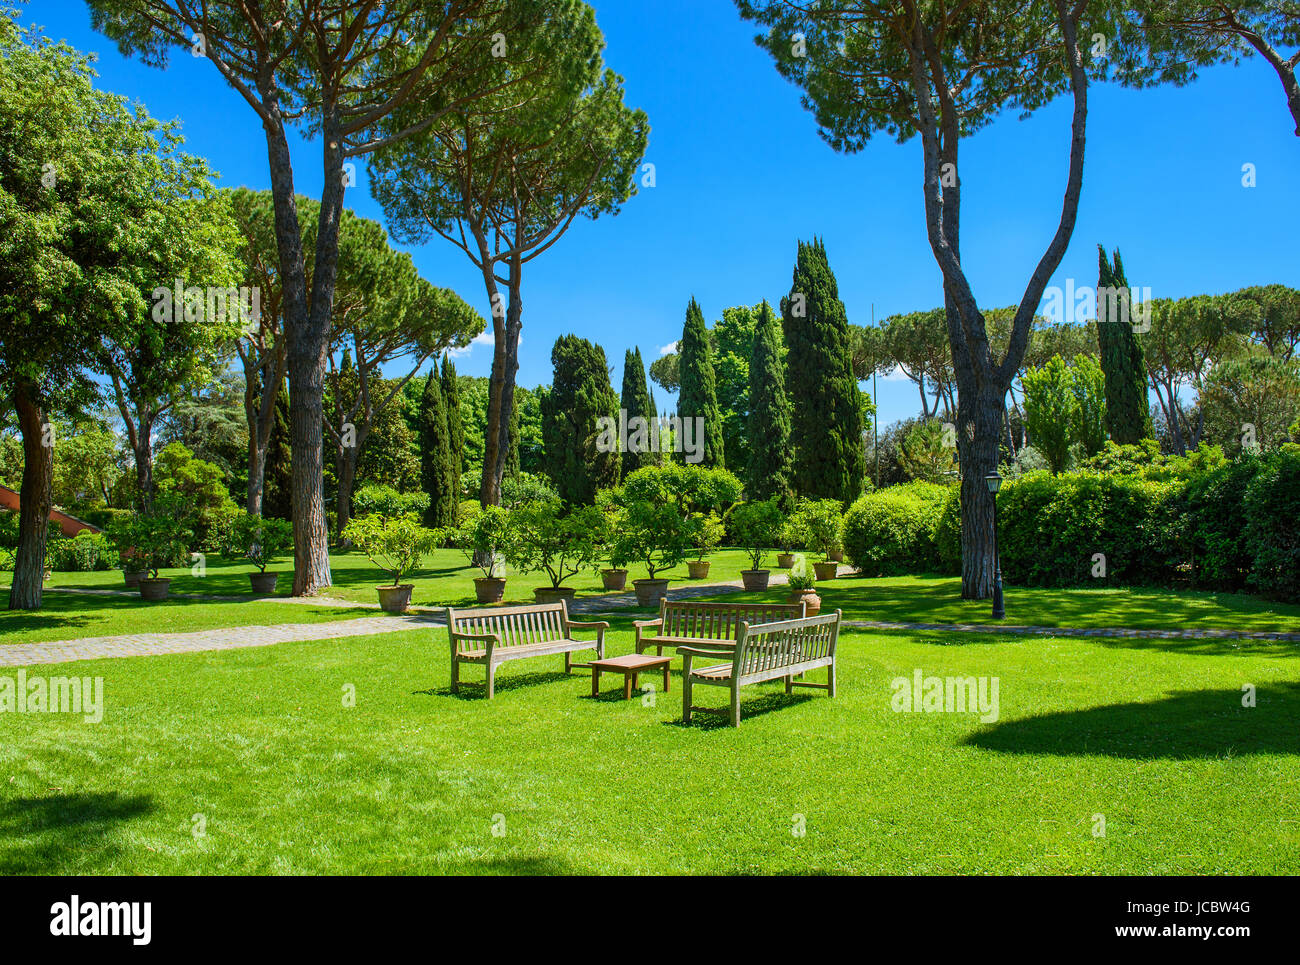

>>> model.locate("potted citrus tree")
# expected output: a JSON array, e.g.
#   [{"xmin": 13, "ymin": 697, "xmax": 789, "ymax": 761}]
[
  {"xmin": 105, "ymin": 514, "xmax": 147, "ymax": 588},
  {"xmin": 775, "ymin": 516, "xmax": 803, "ymax": 570},
  {"xmin": 342, "ymin": 512, "xmax": 438, "ymax": 613},
  {"xmin": 799, "ymin": 498, "xmax": 844, "ymax": 581},
  {"xmin": 615, "ymin": 499, "xmax": 692, "ymax": 606},
  {"xmin": 786, "ymin": 553, "xmax": 821, "ymax": 616},
  {"xmin": 510, "ymin": 501, "xmax": 604, "ymax": 604},
  {"xmin": 728, "ymin": 498, "xmax": 782, "ymax": 591},
  {"xmin": 686, "ymin": 512, "xmax": 724, "ymax": 579},
  {"xmin": 455, "ymin": 505, "xmax": 512, "ymax": 603},
  {"xmin": 133, "ymin": 511, "xmax": 192, "ymax": 602},
  {"xmin": 232, "ymin": 512, "xmax": 294, "ymax": 594},
  {"xmin": 594, "ymin": 494, "xmax": 629, "ymax": 590}
]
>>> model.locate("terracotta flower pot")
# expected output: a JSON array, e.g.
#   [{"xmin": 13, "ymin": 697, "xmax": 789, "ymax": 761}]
[
  {"xmin": 633, "ymin": 578, "xmax": 669, "ymax": 607},
  {"xmin": 248, "ymin": 571, "xmax": 279, "ymax": 595},
  {"xmin": 377, "ymin": 584, "xmax": 415, "ymax": 613},
  {"xmin": 474, "ymin": 577, "xmax": 506, "ymax": 604},
  {"xmin": 788, "ymin": 589, "xmax": 822, "ymax": 617},
  {"xmin": 123, "ymin": 570, "xmax": 144, "ymax": 589},
  {"xmin": 138, "ymin": 577, "xmax": 171, "ymax": 602},
  {"xmin": 601, "ymin": 568, "xmax": 628, "ymax": 591},
  {"xmin": 814, "ymin": 561, "xmax": 839, "ymax": 582},
  {"xmin": 740, "ymin": 569, "xmax": 770, "ymax": 591},
  {"xmin": 776, "ymin": 553, "xmax": 796, "ymax": 569},
  {"xmin": 829, "ymin": 549, "xmax": 845, "ymax": 563},
  {"xmin": 687, "ymin": 560, "xmax": 711, "ymax": 579},
  {"xmin": 534, "ymin": 586, "xmax": 576, "ymax": 604}
]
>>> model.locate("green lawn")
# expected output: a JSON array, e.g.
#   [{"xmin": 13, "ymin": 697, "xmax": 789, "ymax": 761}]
[
  {"xmin": 2, "ymin": 617, "xmax": 1297, "ymax": 874},
  {"xmin": 730, "ymin": 574, "xmax": 1300, "ymax": 634},
  {"xmin": 0, "ymin": 592, "xmax": 367, "ymax": 645}
]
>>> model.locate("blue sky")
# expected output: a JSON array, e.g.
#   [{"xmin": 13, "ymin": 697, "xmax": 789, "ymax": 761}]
[{"xmin": 27, "ymin": 0, "xmax": 1300, "ymax": 429}]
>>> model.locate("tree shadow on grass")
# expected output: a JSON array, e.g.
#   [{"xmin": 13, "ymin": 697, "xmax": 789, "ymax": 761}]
[
  {"xmin": 966, "ymin": 683, "xmax": 1300, "ymax": 760},
  {"xmin": 666, "ymin": 691, "xmax": 815, "ymax": 730},
  {"xmin": 0, "ymin": 791, "xmax": 155, "ymax": 873}
]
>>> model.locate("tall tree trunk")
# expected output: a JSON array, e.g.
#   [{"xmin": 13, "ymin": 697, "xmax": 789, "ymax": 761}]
[
  {"xmin": 479, "ymin": 272, "xmax": 523, "ymax": 509},
  {"xmin": 132, "ymin": 414, "xmax": 154, "ymax": 514},
  {"xmin": 9, "ymin": 381, "xmax": 51, "ymax": 610},
  {"xmin": 957, "ymin": 382, "xmax": 1005, "ymax": 599},
  {"xmin": 246, "ymin": 440, "xmax": 267, "ymax": 516}
]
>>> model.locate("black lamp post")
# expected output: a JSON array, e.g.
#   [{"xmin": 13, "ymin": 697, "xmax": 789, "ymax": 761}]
[{"xmin": 984, "ymin": 471, "xmax": 1005, "ymax": 620}]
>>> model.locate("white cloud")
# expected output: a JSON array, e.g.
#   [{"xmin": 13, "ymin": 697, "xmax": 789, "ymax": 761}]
[
  {"xmin": 658, "ymin": 341, "xmax": 678, "ymax": 355},
  {"xmin": 448, "ymin": 330, "xmax": 498, "ymax": 359}
]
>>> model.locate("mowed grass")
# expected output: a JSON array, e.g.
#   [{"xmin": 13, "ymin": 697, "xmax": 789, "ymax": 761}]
[
  {"xmin": 2, "ymin": 617, "xmax": 1298, "ymax": 875},
  {"xmin": 0, "ymin": 592, "xmax": 367, "ymax": 645},
  {"xmin": 733, "ymin": 574, "xmax": 1300, "ymax": 634}
]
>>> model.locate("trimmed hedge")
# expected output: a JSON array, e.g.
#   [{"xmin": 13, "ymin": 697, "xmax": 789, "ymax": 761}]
[
  {"xmin": 47, "ymin": 531, "xmax": 114, "ymax": 572},
  {"xmin": 1245, "ymin": 450, "xmax": 1300, "ymax": 601},
  {"xmin": 996, "ymin": 472, "xmax": 1180, "ymax": 587},
  {"xmin": 843, "ymin": 481, "xmax": 952, "ymax": 576}
]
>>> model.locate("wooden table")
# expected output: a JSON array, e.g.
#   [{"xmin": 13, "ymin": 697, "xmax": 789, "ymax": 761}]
[{"xmin": 590, "ymin": 653, "xmax": 672, "ymax": 700}]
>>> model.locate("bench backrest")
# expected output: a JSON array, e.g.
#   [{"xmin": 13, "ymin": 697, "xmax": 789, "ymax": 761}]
[
  {"xmin": 660, "ymin": 600, "xmax": 806, "ymax": 641},
  {"xmin": 446, "ymin": 601, "xmax": 570, "ymax": 650},
  {"xmin": 734, "ymin": 610, "xmax": 842, "ymax": 677}
]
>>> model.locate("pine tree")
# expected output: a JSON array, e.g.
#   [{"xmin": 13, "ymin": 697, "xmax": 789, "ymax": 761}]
[
  {"xmin": 440, "ymin": 356, "xmax": 464, "ymax": 501},
  {"xmin": 620, "ymin": 347, "xmax": 656, "ymax": 475},
  {"xmin": 781, "ymin": 238, "xmax": 865, "ymax": 502},
  {"xmin": 746, "ymin": 300, "xmax": 793, "ymax": 502},
  {"xmin": 1096, "ymin": 245, "xmax": 1152, "ymax": 445},
  {"xmin": 541, "ymin": 335, "xmax": 620, "ymax": 504},
  {"xmin": 504, "ymin": 393, "xmax": 521, "ymax": 480},
  {"xmin": 677, "ymin": 297, "xmax": 725, "ymax": 467},
  {"xmin": 418, "ymin": 370, "xmax": 456, "ymax": 528}
]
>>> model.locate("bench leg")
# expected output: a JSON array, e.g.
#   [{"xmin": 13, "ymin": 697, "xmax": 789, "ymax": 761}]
[
  {"xmin": 729, "ymin": 683, "xmax": 741, "ymax": 728},
  {"xmin": 451, "ymin": 657, "xmax": 459, "ymax": 693},
  {"xmin": 827, "ymin": 660, "xmax": 836, "ymax": 698},
  {"xmin": 682, "ymin": 656, "xmax": 693, "ymax": 724},
  {"xmin": 785, "ymin": 674, "xmax": 793, "ymax": 695},
  {"xmin": 485, "ymin": 662, "xmax": 496, "ymax": 700},
  {"xmin": 564, "ymin": 650, "xmax": 572, "ymax": 674}
]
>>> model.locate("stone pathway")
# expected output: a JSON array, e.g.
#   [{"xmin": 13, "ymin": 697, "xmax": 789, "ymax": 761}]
[{"xmin": 10, "ymin": 567, "xmax": 1295, "ymax": 667}]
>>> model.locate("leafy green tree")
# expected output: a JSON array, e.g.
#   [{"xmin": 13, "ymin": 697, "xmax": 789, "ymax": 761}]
[
  {"xmin": 677, "ymin": 298, "xmax": 725, "ymax": 468},
  {"xmin": 418, "ymin": 371, "xmax": 456, "ymax": 529},
  {"xmin": 153, "ymin": 442, "xmax": 239, "ymax": 551},
  {"xmin": 620, "ymin": 348, "xmax": 658, "ymax": 474},
  {"xmin": 369, "ymin": 2, "xmax": 648, "ymax": 510},
  {"xmin": 441, "ymin": 357, "xmax": 465, "ymax": 498},
  {"xmin": 898, "ymin": 420, "xmax": 958, "ymax": 483},
  {"xmin": 1022, "ymin": 356, "xmax": 1079, "ymax": 474},
  {"xmin": 746, "ymin": 300, "xmax": 793, "ymax": 503},
  {"xmin": 1097, "ymin": 246, "xmax": 1153, "ymax": 445},
  {"xmin": 1202, "ymin": 353, "xmax": 1300, "ymax": 454},
  {"xmin": 884, "ymin": 308, "xmax": 955, "ymax": 420},
  {"xmin": 263, "ymin": 387, "xmax": 293, "ymax": 522},
  {"xmin": 780, "ymin": 238, "xmax": 864, "ymax": 503},
  {"xmin": 541, "ymin": 336, "xmax": 620, "ymax": 505},
  {"xmin": 158, "ymin": 370, "xmax": 249, "ymax": 499},
  {"xmin": 89, "ymin": 0, "xmax": 530, "ymax": 595},
  {"xmin": 1238, "ymin": 284, "xmax": 1300, "ymax": 360},
  {"xmin": 1118, "ymin": 2, "xmax": 1299, "ymax": 136},
  {"xmin": 1071, "ymin": 354, "xmax": 1109, "ymax": 459},
  {"xmin": 737, "ymin": 0, "xmax": 1120, "ymax": 599},
  {"xmin": 52, "ymin": 419, "xmax": 122, "ymax": 509},
  {"xmin": 0, "ymin": 16, "xmax": 224, "ymax": 608}
]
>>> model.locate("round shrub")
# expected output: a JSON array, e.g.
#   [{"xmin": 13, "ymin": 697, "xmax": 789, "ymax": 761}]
[
  {"xmin": 933, "ymin": 486, "xmax": 962, "ymax": 575},
  {"xmin": 48, "ymin": 530, "xmax": 113, "ymax": 572},
  {"xmin": 842, "ymin": 481, "xmax": 949, "ymax": 576},
  {"xmin": 1244, "ymin": 450, "xmax": 1300, "ymax": 602}
]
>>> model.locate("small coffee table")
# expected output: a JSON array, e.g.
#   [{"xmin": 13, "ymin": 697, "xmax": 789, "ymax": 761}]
[{"xmin": 590, "ymin": 653, "xmax": 672, "ymax": 700}]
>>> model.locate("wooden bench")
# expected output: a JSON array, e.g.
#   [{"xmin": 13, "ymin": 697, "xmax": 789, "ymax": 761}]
[
  {"xmin": 681, "ymin": 610, "xmax": 842, "ymax": 727},
  {"xmin": 447, "ymin": 601, "xmax": 608, "ymax": 699},
  {"xmin": 634, "ymin": 600, "xmax": 806, "ymax": 656}
]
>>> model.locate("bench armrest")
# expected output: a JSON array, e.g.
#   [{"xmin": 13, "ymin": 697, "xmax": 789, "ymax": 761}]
[
  {"xmin": 450, "ymin": 630, "xmax": 499, "ymax": 654},
  {"xmin": 632, "ymin": 618, "xmax": 662, "ymax": 630},
  {"xmin": 566, "ymin": 619, "xmax": 610, "ymax": 630},
  {"xmin": 676, "ymin": 643, "xmax": 736, "ymax": 659}
]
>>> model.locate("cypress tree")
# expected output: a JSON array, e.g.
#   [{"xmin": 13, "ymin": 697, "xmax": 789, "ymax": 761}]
[
  {"xmin": 647, "ymin": 382, "xmax": 662, "ymax": 466},
  {"xmin": 541, "ymin": 335, "xmax": 620, "ymax": 504},
  {"xmin": 677, "ymin": 297, "xmax": 725, "ymax": 467},
  {"xmin": 262, "ymin": 384, "xmax": 293, "ymax": 521},
  {"xmin": 440, "ymin": 356, "xmax": 464, "ymax": 501},
  {"xmin": 620, "ymin": 347, "xmax": 656, "ymax": 475},
  {"xmin": 504, "ymin": 392, "xmax": 521, "ymax": 480},
  {"xmin": 418, "ymin": 370, "xmax": 456, "ymax": 528},
  {"xmin": 1096, "ymin": 245, "xmax": 1152, "ymax": 445},
  {"xmin": 781, "ymin": 238, "xmax": 865, "ymax": 503},
  {"xmin": 746, "ymin": 300, "xmax": 793, "ymax": 502}
]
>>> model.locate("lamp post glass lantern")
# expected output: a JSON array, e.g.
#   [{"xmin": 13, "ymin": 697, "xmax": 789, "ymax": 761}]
[{"xmin": 984, "ymin": 472, "xmax": 1005, "ymax": 619}]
